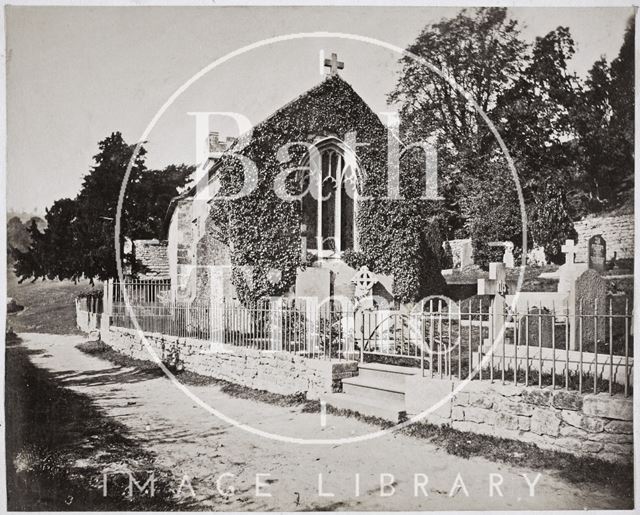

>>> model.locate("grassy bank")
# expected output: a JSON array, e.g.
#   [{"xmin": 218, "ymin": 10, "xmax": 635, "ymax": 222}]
[{"xmin": 6, "ymin": 269, "xmax": 100, "ymax": 334}]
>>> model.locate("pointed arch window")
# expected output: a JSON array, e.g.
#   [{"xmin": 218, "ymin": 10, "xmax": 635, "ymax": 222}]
[{"xmin": 300, "ymin": 137, "xmax": 361, "ymax": 257}]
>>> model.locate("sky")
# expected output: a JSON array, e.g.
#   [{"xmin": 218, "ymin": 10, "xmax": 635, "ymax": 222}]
[{"xmin": 5, "ymin": 5, "xmax": 634, "ymax": 214}]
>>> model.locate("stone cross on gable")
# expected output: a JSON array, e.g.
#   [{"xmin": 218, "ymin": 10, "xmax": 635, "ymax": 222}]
[
  {"xmin": 561, "ymin": 239, "xmax": 577, "ymax": 264},
  {"xmin": 324, "ymin": 52, "xmax": 344, "ymax": 76}
]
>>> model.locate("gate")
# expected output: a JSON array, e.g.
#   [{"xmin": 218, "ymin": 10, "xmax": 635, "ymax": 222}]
[{"xmin": 357, "ymin": 295, "xmax": 460, "ymax": 373}]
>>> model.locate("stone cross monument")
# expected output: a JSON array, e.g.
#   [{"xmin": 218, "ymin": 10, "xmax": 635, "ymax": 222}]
[{"xmin": 478, "ymin": 262, "xmax": 508, "ymax": 347}]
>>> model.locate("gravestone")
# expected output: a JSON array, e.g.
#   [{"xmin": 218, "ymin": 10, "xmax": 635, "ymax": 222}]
[
  {"xmin": 528, "ymin": 245, "xmax": 548, "ymax": 266},
  {"xmin": 568, "ymin": 269, "xmax": 607, "ymax": 350},
  {"xmin": 295, "ymin": 267, "xmax": 332, "ymax": 353},
  {"xmin": 588, "ymin": 234, "xmax": 607, "ymax": 273},
  {"xmin": 448, "ymin": 239, "xmax": 473, "ymax": 268},
  {"xmin": 489, "ymin": 241, "xmax": 515, "ymax": 268},
  {"xmin": 519, "ymin": 306, "xmax": 554, "ymax": 348},
  {"xmin": 460, "ymin": 240, "xmax": 473, "ymax": 268},
  {"xmin": 351, "ymin": 266, "xmax": 378, "ymax": 309},
  {"xmin": 503, "ymin": 241, "xmax": 515, "ymax": 268},
  {"xmin": 557, "ymin": 239, "xmax": 587, "ymax": 294},
  {"xmin": 295, "ymin": 267, "xmax": 331, "ymax": 301}
]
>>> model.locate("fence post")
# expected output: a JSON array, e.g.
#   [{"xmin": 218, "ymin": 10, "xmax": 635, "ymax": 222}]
[
  {"xmin": 104, "ymin": 279, "xmax": 114, "ymax": 318},
  {"xmin": 359, "ymin": 310, "xmax": 364, "ymax": 363},
  {"xmin": 304, "ymin": 297, "xmax": 318, "ymax": 356},
  {"xmin": 268, "ymin": 297, "xmax": 283, "ymax": 351}
]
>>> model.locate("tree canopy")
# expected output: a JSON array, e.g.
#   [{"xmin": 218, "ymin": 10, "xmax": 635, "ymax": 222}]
[
  {"xmin": 13, "ymin": 132, "xmax": 194, "ymax": 283},
  {"xmin": 390, "ymin": 7, "xmax": 634, "ymax": 266}
]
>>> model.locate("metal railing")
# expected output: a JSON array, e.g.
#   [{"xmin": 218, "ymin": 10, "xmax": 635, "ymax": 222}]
[
  {"xmin": 355, "ymin": 297, "xmax": 633, "ymax": 396},
  {"xmin": 99, "ymin": 282, "xmax": 633, "ymax": 397},
  {"xmin": 112, "ymin": 279, "xmax": 172, "ymax": 304},
  {"xmin": 110, "ymin": 299, "xmax": 356, "ymax": 360}
]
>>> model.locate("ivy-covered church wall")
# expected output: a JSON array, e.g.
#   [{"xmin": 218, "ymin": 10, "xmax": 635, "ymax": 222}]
[{"xmin": 206, "ymin": 75, "xmax": 447, "ymax": 304}]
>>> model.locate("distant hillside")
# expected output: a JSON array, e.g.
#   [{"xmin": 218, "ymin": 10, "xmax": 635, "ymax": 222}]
[
  {"xmin": 7, "ymin": 216, "xmax": 45, "ymax": 256},
  {"xmin": 7, "ymin": 210, "xmax": 45, "ymax": 223}
]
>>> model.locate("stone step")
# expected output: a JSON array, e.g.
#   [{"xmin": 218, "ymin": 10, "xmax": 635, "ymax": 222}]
[
  {"xmin": 341, "ymin": 376, "xmax": 405, "ymax": 404},
  {"xmin": 357, "ymin": 362, "xmax": 419, "ymax": 389},
  {"xmin": 322, "ymin": 393, "xmax": 406, "ymax": 423}
]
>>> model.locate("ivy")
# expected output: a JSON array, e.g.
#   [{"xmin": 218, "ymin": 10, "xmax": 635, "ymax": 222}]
[{"xmin": 207, "ymin": 76, "xmax": 446, "ymax": 305}]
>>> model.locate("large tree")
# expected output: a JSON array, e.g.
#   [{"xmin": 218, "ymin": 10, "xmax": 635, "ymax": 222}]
[
  {"xmin": 570, "ymin": 16, "xmax": 634, "ymax": 214},
  {"xmin": 489, "ymin": 27, "xmax": 579, "ymax": 263},
  {"xmin": 388, "ymin": 7, "xmax": 527, "ymax": 236},
  {"xmin": 14, "ymin": 132, "xmax": 193, "ymax": 282},
  {"xmin": 389, "ymin": 8, "xmax": 628, "ymax": 265}
]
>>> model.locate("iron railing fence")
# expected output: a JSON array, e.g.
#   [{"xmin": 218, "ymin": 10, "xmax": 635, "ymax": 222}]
[
  {"xmin": 356, "ymin": 298, "xmax": 633, "ymax": 397},
  {"xmin": 110, "ymin": 300, "xmax": 355, "ymax": 360},
  {"xmin": 100, "ymin": 286, "xmax": 634, "ymax": 397},
  {"xmin": 112, "ymin": 279, "xmax": 172, "ymax": 305}
]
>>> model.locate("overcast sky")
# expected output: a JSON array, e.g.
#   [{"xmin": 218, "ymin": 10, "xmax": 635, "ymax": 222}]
[{"xmin": 6, "ymin": 5, "xmax": 634, "ymax": 214}]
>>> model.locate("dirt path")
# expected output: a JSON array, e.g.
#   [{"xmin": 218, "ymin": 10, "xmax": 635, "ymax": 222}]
[{"xmin": 18, "ymin": 332, "xmax": 630, "ymax": 511}]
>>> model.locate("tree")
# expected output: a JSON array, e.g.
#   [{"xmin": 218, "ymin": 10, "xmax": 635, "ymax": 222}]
[
  {"xmin": 609, "ymin": 16, "xmax": 634, "ymax": 174},
  {"xmin": 461, "ymin": 159, "xmax": 522, "ymax": 268},
  {"xmin": 570, "ymin": 16, "xmax": 634, "ymax": 213},
  {"xmin": 7, "ymin": 217, "xmax": 31, "ymax": 255},
  {"xmin": 490, "ymin": 27, "xmax": 579, "ymax": 261},
  {"xmin": 391, "ymin": 11, "xmax": 584, "ymax": 264},
  {"xmin": 389, "ymin": 7, "xmax": 527, "ymax": 235},
  {"xmin": 14, "ymin": 132, "xmax": 193, "ymax": 282},
  {"xmin": 529, "ymin": 181, "xmax": 577, "ymax": 264}
]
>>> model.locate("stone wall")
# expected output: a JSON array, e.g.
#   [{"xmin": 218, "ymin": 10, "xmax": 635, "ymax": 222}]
[
  {"xmin": 133, "ymin": 239, "xmax": 170, "ymax": 279},
  {"xmin": 573, "ymin": 213, "xmax": 633, "ymax": 262},
  {"xmin": 101, "ymin": 325, "xmax": 358, "ymax": 400},
  {"xmin": 195, "ymin": 213, "xmax": 233, "ymax": 303},
  {"xmin": 405, "ymin": 376, "xmax": 633, "ymax": 464},
  {"xmin": 168, "ymin": 199, "xmax": 196, "ymax": 300},
  {"xmin": 444, "ymin": 213, "xmax": 633, "ymax": 267}
]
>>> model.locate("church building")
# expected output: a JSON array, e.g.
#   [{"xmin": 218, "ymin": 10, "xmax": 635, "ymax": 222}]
[{"xmin": 163, "ymin": 55, "xmax": 442, "ymax": 307}]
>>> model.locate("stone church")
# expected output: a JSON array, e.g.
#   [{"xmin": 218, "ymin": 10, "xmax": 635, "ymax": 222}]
[{"xmin": 160, "ymin": 57, "xmax": 434, "ymax": 307}]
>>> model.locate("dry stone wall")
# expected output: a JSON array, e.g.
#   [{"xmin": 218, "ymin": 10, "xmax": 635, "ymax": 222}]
[
  {"xmin": 405, "ymin": 376, "xmax": 633, "ymax": 464},
  {"xmin": 573, "ymin": 214, "xmax": 633, "ymax": 262},
  {"xmin": 101, "ymin": 325, "xmax": 357, "ymax": 400}
]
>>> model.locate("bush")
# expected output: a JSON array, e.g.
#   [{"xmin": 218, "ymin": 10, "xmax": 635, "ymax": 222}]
[
  {"xmin": 529, "ymin": 182, "xmax": 576, "ymax": 264},
  {"xmin": 463, "ymin": 161, "xmax": 523, "ymax": 270}
]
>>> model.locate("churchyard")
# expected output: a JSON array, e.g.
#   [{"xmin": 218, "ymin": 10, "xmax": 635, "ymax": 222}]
[
  {"xmin": 71, "ymin": 54, "xmax": 634, "ymax": 472},
  {"xmin": 75, "ymin": 227, "xmax": 634, "ymax": 468},
  {"xmin": 7, "ymin": 6, "xmax": 635, "ymax": 510}
]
